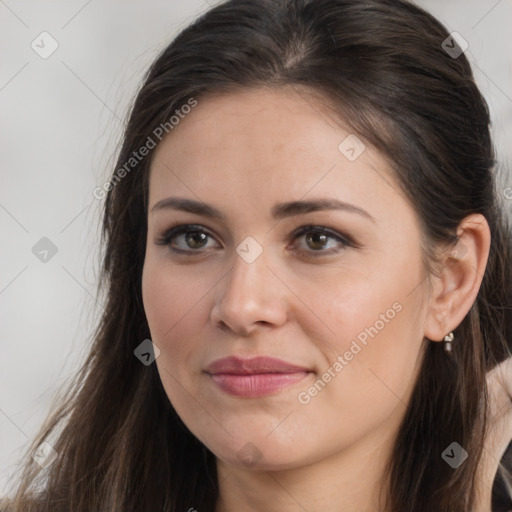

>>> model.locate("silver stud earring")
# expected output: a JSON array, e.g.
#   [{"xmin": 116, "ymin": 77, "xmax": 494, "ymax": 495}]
[{"xmin": 443, "ymin": 332, "xmax": 454, "ymax": 354}]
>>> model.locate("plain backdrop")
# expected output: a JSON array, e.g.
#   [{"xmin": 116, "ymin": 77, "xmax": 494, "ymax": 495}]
[{"xmin": 1, "ymin": 0, "xmax": 511, "ymax": 496}]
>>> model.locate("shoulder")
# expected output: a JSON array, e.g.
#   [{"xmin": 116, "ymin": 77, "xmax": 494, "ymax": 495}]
[
  {"xmin": 486, "ymin": 356, "xmax": 512, "ymax": 460},
  {"xmin": 491, "ymin": 441, "xmax": 512, "ymax": 512},
  {"xmin": 488, "ymin": 357, "xmax": 512, "ymax": 397},
  {"xmin": 474, "ymin": 357, "xmax": 512, "ymax": 511}
]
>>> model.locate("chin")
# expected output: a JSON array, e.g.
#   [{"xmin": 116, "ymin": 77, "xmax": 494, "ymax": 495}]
[
  {"xmin": 216, "ymin": 445, "xmax": 306, "ymax": 472},
  {"xmin": 199, "ymin": 429, "xmax": 315, "ymax": 472}
]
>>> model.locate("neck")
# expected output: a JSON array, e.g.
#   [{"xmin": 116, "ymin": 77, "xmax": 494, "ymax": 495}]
[{"xmin": 214, "ymin": 424, "xmax": 398, "ymax": 512}]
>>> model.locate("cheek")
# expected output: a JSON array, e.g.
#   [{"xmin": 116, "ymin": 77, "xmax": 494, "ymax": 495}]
[
  {"xmin": 284, "ymin": 277, "xmax": 425, "ymax": 457},
  {"xmin": 142, "ymin": 258, "xmax": 215, "ymax": 425},
  {"xmin": 142, "ymin": 251, "xmax": 215, "ymax": 333},
  {"xmin": 291, "ymin": 248, "xmax": 424, "ymax": 353},
  {"xmin": 141, "ymin": 257, "xmax": 213, "ymax": 370},
  {"xmin": 291, "ymin": 250, "xmax": 426, "ymax": 407}
]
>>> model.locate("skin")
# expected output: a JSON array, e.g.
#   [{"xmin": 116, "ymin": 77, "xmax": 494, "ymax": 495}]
[
  {"xmin": 477, "ymin": 359, "xmax": 512, "ymax": 511},
  {"xmin": 141, "ymin": 86, "xmax": 495, "ymax": 512}
]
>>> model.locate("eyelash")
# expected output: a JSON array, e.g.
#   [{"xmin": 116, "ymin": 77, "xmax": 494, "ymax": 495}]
[{"xmin": 155, "ymin": 222, "xmax": 356, "ymax": 258}]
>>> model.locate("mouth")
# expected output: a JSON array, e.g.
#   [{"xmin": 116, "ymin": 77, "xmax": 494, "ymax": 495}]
[{"xmin": 205, "ymin": 356, "xmax": 312, "ymax": 398}]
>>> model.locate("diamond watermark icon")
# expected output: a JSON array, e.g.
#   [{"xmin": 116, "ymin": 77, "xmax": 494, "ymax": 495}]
[
  {"xmin": 236, "ymin": 236, "xmax": 263, "ymax": 264},
  {"xmin": 134, "ymin": 339, "xmax": 161, "ymax": 366},
  {"xmin": 441, "ymin": 441, "xmax": 468, "ymax": 468},
  {"xmin": 32, "ymin": 237, "xmax": 58, "ymax": 263},
  {"xmin": 338, "ymin": 134, "xmax": 366, "ymax": 161},
  {"xmin": 32, "ymin": 441, "xmax": 58, "ymax": 469},
  {"xmin": 31, "ymin": 32, "xmax": 59, "ymax": 59},
  {"xmin": 441, "ymin": 32, "xmax": 468, "ymax": 59},
  {"xmin": 237, "ymin": 442, "xmax": 263, "ymax": 467}
]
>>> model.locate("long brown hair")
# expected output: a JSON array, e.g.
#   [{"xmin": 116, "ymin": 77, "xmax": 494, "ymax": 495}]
[{"xmin": 2, "ymin": 0, "xmax": 511, "ymax": 510}]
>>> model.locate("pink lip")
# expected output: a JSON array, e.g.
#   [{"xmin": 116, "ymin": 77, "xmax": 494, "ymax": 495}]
[{"xmin": 205, "ymin": 356, "xmax": 311, "ymax": 398}]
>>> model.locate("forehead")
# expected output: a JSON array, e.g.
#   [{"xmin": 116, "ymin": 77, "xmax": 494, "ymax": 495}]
[
  {"xmin": 153, "ymin": 86, "xmax": 347, "ymax": 166},
  {"xmin": 147, "ymin": 87, "xmax": 405, "ymax": 221}
]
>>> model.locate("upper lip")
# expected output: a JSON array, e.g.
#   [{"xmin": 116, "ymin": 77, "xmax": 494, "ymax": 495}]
[{"xmin": 205, "ymin": 356, "xmax": 311, "ymax": 375}]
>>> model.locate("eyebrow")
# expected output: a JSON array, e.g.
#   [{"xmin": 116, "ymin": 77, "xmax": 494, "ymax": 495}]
[{"xmin": 151, "ymin": 197, "xmax": 376, "ymax": 223}]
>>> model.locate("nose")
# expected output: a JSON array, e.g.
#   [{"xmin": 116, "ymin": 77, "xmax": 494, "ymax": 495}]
[{"xmin": 210, "ymin": 247, "xmax": 288, "ymax": 336}]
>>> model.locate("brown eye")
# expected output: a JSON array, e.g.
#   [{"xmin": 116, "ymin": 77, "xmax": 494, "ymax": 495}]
[
  {"xmin": 184, "ymin": 231, "xmax": 209, "ymax": 249},
  {"xmin": 156, "ymin": 223, "xmax": 354, "ymax": 257},
  {"xmin": 291, "ymin": 226, "xmax": 353, "ymax": 256},
  {"xmin": 156, "ymin": 224, "xmax": 219, "ymax": 253},
  {"xmin": 305, "ymin": 232, "xmax": 330, "ymax": 251}
]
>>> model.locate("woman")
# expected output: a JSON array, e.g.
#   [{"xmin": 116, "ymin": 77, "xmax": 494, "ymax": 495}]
[{"xmin": 2, "ymin": 0, "xmax": 511, "ymax": 511}]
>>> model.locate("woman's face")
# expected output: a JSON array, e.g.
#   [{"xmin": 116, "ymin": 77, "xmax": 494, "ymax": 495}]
[{"xmin": 142, "ymin": 87, "xmax": 430, "ymax": 470}]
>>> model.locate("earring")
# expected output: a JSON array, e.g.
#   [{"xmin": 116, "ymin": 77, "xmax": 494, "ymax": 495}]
[{"xmin": 443, "ymin": 332, "xmax": 454, "ymax": 354}]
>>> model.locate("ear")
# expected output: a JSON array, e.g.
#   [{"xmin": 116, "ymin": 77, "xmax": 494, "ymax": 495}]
[{"xmin": 423, "ymin": 213, "xmax": 491, "ymax": 342}]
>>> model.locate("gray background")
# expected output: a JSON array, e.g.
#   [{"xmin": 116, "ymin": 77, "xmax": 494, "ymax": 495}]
[{"xmin": 1, "ymin": 0, "xmax": 511, "ymax": 495}]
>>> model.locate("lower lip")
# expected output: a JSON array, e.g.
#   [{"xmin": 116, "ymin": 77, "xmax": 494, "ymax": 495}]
[{"xmin": 208, "ymin": 372, "xmax": 310, "ymax": 397}]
